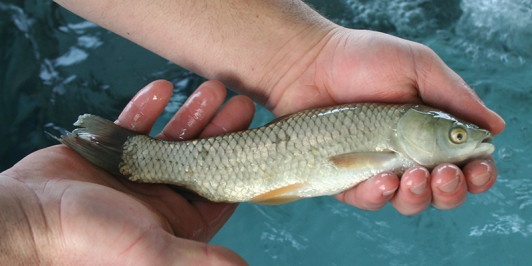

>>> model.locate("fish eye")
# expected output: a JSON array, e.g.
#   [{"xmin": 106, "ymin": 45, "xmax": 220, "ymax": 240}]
[{"xmin": 449, "ymin": 127, "xmax": 468, "ymax": 144}]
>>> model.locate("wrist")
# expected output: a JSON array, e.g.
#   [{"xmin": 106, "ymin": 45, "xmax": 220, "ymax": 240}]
[
  {"xmin": 211, "ymin": 1, "xmax": 338, "ymax": 109},
  {"xmin": 174, "ymin": 0, "xmax": 338, "ymax": 109},
  {"xmin": 255, "ymin": 23, "xmax": 338, "ymax": 113},
  {"xmin": 54, "ymin": 0, "xmax": 337, "ymax": 110}
]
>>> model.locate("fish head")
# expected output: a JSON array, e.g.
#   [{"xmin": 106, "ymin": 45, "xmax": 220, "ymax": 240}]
[{"xmin": 395, "ymin": 105, "xmax": 494, "ymax": 168}]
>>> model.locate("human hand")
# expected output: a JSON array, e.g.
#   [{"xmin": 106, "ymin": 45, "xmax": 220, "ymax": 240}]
[
  {"xmin": 260, "ymin": 28, "xmax": 506, "ymax": 215},
  {"xmin": 0, "ymin": 80, "xmax": 251, "ymax": 264}
]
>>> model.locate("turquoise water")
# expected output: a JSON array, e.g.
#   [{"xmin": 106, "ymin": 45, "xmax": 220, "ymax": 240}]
[{"xmin": 1, "ymin": 0, "xmax": 531, "ymax": 265}]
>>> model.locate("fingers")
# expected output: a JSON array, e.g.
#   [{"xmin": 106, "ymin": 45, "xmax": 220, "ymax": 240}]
[
  {"xmin": 156, "ymin": 80, "xmax": 227, "ymax": 141},
  {"xmin": 430, "ymin": 164, "xmax": 468, "ymax": 210},
  {"xmin": 115, "ymin": 80, "xmax": 173, "ymax": 133},
  {"xmin": 334, "ymin": 172, "xmax": 399, "ymax": 210},
  {"xmin": 390, "ymin": 164, "xmax": 468, "ymax": 215},
  {"xmin": 199, "ymin": 95, "xmax": 255, "ymax": 138},
  {"xmin": 410, "ymin": 43, "xmax": 505, "ymax": 135},
  {"xmin": 336, "ymin": 168, "xmax": 432, "ymax": 215},
  {"xmin": 428, "ymin": 160, "xmax": 496, "ymax": 210},
  {"xmin": 155, "ymin": 80, "xmax": 255, "ymax": 142},
  {"xmin": 463, "ymin": 158, "xmax": 497, "ymax": 194},
  {"xmin": 340, "ymin": 159, "xmax": 496, "ymax": 215},
  {"xmin": 390, "ymin": 167, "xmax": 432, "ymax": 215},
  {"xmin": 116, "ymin": 79, "xmax": 254, "ymax": 141}
]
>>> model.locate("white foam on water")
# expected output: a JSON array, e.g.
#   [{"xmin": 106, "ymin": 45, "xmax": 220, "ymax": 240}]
[{"xmin": 456, "ymin": 0, "xmax": 532, "ymax": 58}]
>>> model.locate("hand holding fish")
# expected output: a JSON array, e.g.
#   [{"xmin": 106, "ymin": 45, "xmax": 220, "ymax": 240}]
[
  {"xmin": 0, "ymin": 81, "xmax": 249, "ymax": 264},
  {"xmin": 55, "ymin": 0, "xmax": 505, "ymax": 216},
  {"xmin": 267, "ymin": 29, "xmax": 506, "ymax": 215},
  {"xmin": 63, "ymin": 79, "xmax": 499, "ymax": 216}
]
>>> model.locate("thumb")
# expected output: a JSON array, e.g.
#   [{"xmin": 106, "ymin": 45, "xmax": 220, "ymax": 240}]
[
  {"xmin": 412, "ymin": 44, "xmax": 505, "ymax": 135},
  {"xmin": 121, "ymin": 230, "xmax": 247, "ymax": 265}
]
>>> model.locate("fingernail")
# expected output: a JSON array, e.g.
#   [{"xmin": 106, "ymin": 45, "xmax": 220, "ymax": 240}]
[
  {"xmin": 439, "ymin": 176, "xmax": 459, "ymax": 193},
  {"xmin": 405, "ymin": 167, "xmax": 429, "ymax": 195},
  {"xmin": 377, "ymin": 173, "xmax": 398, "ymax": 197},
  {"xmin": 437, "ymin": 165, "xmax": 461, "ymax": 193},
  {"xmin": 470, "ymin": 161, "xmax": 491, "ymax": 186},
  {"xmin": 383, "ymin": 187, "xmax": 398, "ymax": 197},
  {"xmin": 410, "ymin": 179, "xmax": 428, "ymax": 195}
]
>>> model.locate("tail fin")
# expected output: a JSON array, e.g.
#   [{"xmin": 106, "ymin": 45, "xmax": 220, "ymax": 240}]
[{"xmin": 60, "ymin": 114, "xmax": 139, "ymax": 176}]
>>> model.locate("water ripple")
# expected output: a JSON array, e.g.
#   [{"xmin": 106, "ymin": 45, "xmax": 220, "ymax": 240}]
[{"xmin": 470, "ymin": 213, "xmax": 532, "ymax": 237}]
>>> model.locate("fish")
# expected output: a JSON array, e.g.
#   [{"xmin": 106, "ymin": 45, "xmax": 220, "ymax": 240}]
[{"xmin": 59, "ymin": 103, "xmax": 495, "ymax": 204}]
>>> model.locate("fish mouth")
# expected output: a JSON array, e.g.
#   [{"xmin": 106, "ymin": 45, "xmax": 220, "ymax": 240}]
[
  {"xmin": 475, "ymin": 135, "xmax": 495, "ymax": 156},
  {"xmin": 482, "ymin": 135, "xmax": 493, "ymax": 144}
]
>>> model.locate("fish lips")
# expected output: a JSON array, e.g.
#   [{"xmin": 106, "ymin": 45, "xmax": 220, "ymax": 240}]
[{"xmin": 471, "ymin": 134, "xmax": 495, "ymax": 158}]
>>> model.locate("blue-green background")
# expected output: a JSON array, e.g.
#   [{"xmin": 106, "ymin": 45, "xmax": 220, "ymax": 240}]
[{"xmin": 1, "ymin": 1, "xmax": 530, "ymax": 265}]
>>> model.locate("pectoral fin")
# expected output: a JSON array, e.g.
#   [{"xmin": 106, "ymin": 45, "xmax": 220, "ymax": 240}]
[
  {"xmin": 329, "ymin": 151, "xmax": 399, "ymax": 169},
  {"xmin": 250, "ymin": 183, "xmax": 306, "ymax": 205}
]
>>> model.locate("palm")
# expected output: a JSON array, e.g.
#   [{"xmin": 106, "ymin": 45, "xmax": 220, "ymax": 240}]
[{"xmin": 28, "ymin": 145, "xmax": 230, "ymax": 255}]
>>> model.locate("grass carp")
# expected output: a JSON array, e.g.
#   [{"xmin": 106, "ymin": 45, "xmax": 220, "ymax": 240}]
[{"xmin": 60, "ymin": 103, "xmax": 494, "ymax": 204}]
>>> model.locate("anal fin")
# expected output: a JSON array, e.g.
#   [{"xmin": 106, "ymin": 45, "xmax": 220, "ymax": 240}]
[{"xmin": 250, "ymin": 183, "xmax": 306, "ymax": 205}]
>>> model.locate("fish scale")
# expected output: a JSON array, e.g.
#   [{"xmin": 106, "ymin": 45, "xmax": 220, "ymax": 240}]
[{"xmin": 60, "ymin": 103, "xmax": 494, "ymax": 204}]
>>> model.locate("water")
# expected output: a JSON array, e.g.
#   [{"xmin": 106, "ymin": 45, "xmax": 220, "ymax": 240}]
[{"xmin": 1, "ymin": 0, "xmax": 530, "ymax": 265}]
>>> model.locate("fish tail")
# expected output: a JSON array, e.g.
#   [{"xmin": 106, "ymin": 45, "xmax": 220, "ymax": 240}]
[{"xmin": 59, "ymin": 114, "xmax": 138, "ymax": 176}]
